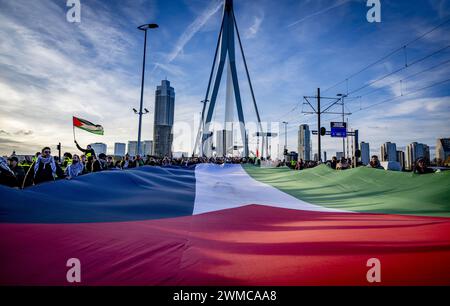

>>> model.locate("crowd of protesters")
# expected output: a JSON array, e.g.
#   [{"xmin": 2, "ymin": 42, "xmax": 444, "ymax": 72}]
[
  {"xmin": 0, "ymin": 142, "xmax": 437, "ymax": 189},
  {"xmin": 324, "ymin": 154, "xmax": 434, "ymax": 174},
  {"xmin": 0, "ymin": 142, "xmax": 254, "ymax": 189}
]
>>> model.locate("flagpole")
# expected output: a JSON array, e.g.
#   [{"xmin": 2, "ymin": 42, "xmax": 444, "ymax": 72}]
[{"xmin": 72, "ymin": 117, "xmax": 76, "ymax": 143}]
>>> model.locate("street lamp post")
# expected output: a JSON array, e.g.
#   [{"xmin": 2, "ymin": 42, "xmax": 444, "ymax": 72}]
[{"xmin": 136, "ymin": 23, "xmax": 158, "ymax": 156}]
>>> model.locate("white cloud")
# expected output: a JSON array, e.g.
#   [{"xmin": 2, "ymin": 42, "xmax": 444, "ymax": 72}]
[
  {"xmin": 167, "ymin": 0, "xmax": 222, "ymax": 62},
  {"xmin": 245, "ymin": 14, "xmax": 264, "ymax": 39},
  {"xmin": 0, "ymin": 1, "xmax": 147, "ymax": 155}
]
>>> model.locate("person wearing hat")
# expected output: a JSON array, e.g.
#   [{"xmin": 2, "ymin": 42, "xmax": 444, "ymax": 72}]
[{"xmin": 8, "ymin": 156, "xmax": 25, "ymax": 187}]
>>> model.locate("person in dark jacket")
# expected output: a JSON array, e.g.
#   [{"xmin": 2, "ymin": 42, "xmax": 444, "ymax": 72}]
[
  {"xmin": 368, "ymin": 155, "xmax": 384, "ymax": 169},
  {"xmin": 92, "ymin": 153, "xmax": 107, "ymax": 172},
  {"xmin": 0, "ymin": 157, "xmax": 17, "ymax": 187},
  {"xmin": 84, "ymin": 155, "xmax": 94, "ymax": 173},
  {"xmin": 330, "ymin": 156, "xmax": 338, "ymax": 170},
  {"xmin": 120, "ymin": 154, "xmax": 131, "ymax": 169},
  {"xmin": 8, "ymin": 156, "xmax": 25, "ymax": 188},
  {"xmin": 74, "ymin": 140, "xmax": 96, "ymax": 159},
  {"xmin": 33, "ymin": 147, "xmax": 63, "ymax": 185},
  {"xmin": 414, "ymin": 158, "xmax": 434, "ymax": 174},
  {"xmin": 106, "ymin": 156, "xmax": 115, "ymax": 169}
]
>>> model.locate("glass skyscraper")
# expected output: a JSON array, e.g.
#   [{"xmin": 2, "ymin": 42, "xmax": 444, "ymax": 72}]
[
  {"xmin": 153, "ymin": 80, "xmax": 175, "ymax": 157},
  {"xmin": 298, "ymin": 124, "xmax": 311, "ymax": 161}
]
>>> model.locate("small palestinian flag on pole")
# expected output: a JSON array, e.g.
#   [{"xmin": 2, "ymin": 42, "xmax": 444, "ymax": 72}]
[{"xmin": 73, "ymin": 116, "xmax": 104, "ymax": 135}]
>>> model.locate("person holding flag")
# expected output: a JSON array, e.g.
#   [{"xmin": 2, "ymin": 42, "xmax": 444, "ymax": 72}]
[
  {"xmin": 74, "ymin": 141, "xmax": 96, "ymax": 159},
  {"xmin": 72, "ymin": 116, "xmax": 104, "ymax": 159}
]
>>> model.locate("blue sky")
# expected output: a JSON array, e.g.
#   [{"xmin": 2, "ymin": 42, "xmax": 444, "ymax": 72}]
[{"xmin": 0, "ymin": 0, "xmax": 449, "ymax": 158}]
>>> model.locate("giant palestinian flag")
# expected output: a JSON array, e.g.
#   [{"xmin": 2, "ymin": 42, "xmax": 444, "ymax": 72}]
[
  {"xmin": 73, "ymin": 116, "xmax": 104, "ymax": 135},
  {"xmin": 1, "ymin": 164, "xmax": 449, "ymax": 285}
]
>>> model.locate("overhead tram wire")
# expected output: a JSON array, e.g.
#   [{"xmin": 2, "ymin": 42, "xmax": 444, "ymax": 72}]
[
  {"xmin": 324, "ymin": 57, "xmax": 450, "ymax": 117},
  {"xmin": 347, "ymin": 44, "xmax": 450, "ymax": 96},
  {"xmin": 297, "ymin": 20, "xmax": 450, "ymax": 134},
  {"xmin": 333, "ymin": 54, "xmax": 450, "ymax": 113},
  {"xmin": 358, "ymin": 57, "xmax": 450, "ymax": 97},
  {"xmin": 274, "ymin": 91, "xmax": 342, "ymax": 124},
  {"xmin": 325, "ymin": 77, "xmax": 450, "ymax": 123},
  {"xmin": 322, "ymin": 17, "xmax": 450, "ymax": 94},
  {"xmin": 354, "ymin": 77, "xmax": 450, "ymax": 113},
  {"xmin": 274, "ymin": 100, "xmax": 302, "ymax": 123}
]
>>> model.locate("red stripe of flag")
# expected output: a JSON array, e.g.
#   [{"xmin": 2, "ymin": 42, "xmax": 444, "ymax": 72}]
[{"xmin": 73, "ymin": 116, "xmax": 82, "ymax": 127}]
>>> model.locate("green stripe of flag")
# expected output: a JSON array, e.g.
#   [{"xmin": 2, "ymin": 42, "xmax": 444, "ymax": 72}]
[
  {"xmin": 243, "ymin": 164, "xmax": 450, "ymax": 217},
  {"xmin": 77, "ymin": 125, "xmax": 104, "ymax": 135}
]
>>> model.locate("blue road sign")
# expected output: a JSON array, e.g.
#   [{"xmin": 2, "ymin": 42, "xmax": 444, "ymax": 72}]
[{"xmin": 330, "ymin": 122, "xmax": 347, "ymax": 138}]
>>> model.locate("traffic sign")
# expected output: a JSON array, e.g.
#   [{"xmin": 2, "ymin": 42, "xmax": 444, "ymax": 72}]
[{"xmin": 330, "ymin": 122, "xmax": 347, "ymax": 138}]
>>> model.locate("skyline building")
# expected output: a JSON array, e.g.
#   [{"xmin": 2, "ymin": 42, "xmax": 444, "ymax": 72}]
[
  {"xmin": 114, "ymin": 143, "xmax": 126, "ymax": 156},
  {"xmin": 142, "ymin": 140, "xmax": 153, "ymax": 156},
  {"xmin": 127, "ymin": 141, "xmax": 152, "ymax": 156},
  {"xmin": 298, "ymin": 124, "xmax": 311, "ymax": 161},
  {"xmin": 128, "ymin": 141, "xmax": 137, "ymax": 156},
  {"xmin": 381, "ymin": 142, "xmax": 397, "ymax": 162},
  {"xmin": 436, "ymin": 138, "xmax": 450, "ymax": 166},
  {"xmin": 88, "ymin": 142, "xmax": 107, "ymax": 156},
  {"xmin": 360, "ymin": 142, "xmax": 370, "ymax": 165},
  {"xmin": 153, "ymin": 80, "xmax": 175, "ymax": 157}
]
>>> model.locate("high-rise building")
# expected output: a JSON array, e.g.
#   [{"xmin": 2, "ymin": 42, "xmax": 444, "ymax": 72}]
[
  {"xmin": 114, "ymin": 143, "xmax": 126, "ymax": 156},
  {"xmin": 360, "ymin": 142, "xmax": 370, "ymax": 165},
  {"xmin": 381, "ymin": 142, "xmax": 397, "ymax": 162},
  {"xmin": 153, "ymin": 80, "xmax": 175, "ymax": 157},
  {"xmin": 298, "ymin": 124, "xmax": 311, "ymax": 161},
  {"xmin": 405, "ymin": 142, "xmax": 429, "ymax": 170},
  {"xmin": 127, "ymin": 141, "xmax": 137, "ymax": 156},
  {"xmin": 424, "ymin": 144, "xmax": 430, "ymax": 163},
  {"xmin": 436, "ymin": 138, "xmax": 450, "ymax": 166},
  {"xmin": 142, "ymin": 140, "xmax": 153, "ymax": 156},
  {"xmin": 127, "ymin": 141, "xmax": 151, "ymax": 156},
  {"xmin": 89, "ymin": 143, "xmax": 107, "ymax": 156}
]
